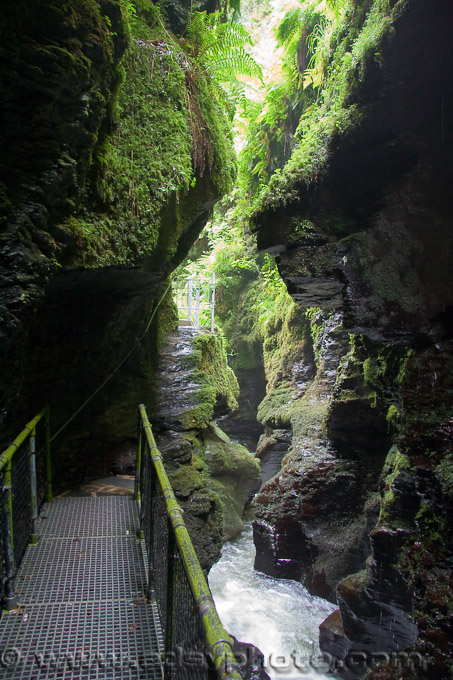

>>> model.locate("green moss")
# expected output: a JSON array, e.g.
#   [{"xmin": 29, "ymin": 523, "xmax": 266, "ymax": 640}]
[
  {"xmin": 190, "ymin": 334, "xmax": 239, "ymax": 406},
  {"xmin": 48, "ymin": 3, "xmax": 236, "ymax": 269},
  {"xmin": 435, "ymin": 455, "xmax": 453, "ymax": 501},
  {"xmin": 204, "ymin": 436, "xmax": 261, "ymax": 539},
  {"xmin": 179, "ymin": 333, "xmax": 239, "ymax": 430},
  {"xmin": 190, "ymin": 76, "xmax": 237, "ymax": 197},
  {"xmin": 376, "ymin": 445, "xmax": 410, "ymax": 528},
  {"xmin": 93, "ymin": 35, "xmax": 193, "ymax": 263},
  {"xmin": 363, "ymin": 355, "xmax": 387, "ymax": 388},
  {"xmin": 252, "ymin": 0, "xmax": 408, "ymax": 217},
  {"xmin": 167, "ymin": 464, "xmax": 204, "ymax": 498},
  {"xmin": 410, "ymin": 500, "xmax": 453, "ymax": 571},
  {"xmin": 386, "ymin": 404, "xmax": 400, "ymax": 425}
]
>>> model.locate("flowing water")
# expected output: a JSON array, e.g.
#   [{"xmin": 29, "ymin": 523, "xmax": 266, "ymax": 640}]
[{"xmin": 209, "ymin": 523, "xmax": 336, "ymax": 680}]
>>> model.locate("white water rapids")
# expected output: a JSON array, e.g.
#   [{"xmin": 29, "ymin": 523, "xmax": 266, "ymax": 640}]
[{"xmin": 208, "ymin": 522, "xmax": 336, "ymax": 680}]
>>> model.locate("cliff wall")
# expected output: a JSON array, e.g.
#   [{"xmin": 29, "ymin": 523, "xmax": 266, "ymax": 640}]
[
  {"xmin": 251, "ymin": 1, "xmax": 453, "ymax": 677},
  {"xmin": 0, "ymin": 0, "xmax": 235, "ymax": 485}
]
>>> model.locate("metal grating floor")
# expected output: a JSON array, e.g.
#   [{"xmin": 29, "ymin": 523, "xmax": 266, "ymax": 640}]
[{"xmin": 0, "ymin": 497, "xmax": 163, "ymax": 679}]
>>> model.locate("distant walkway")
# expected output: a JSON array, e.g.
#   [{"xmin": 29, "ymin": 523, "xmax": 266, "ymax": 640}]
[{"xmin": 0, "ymin": 495, "xmax": 163, "ymax": 679}]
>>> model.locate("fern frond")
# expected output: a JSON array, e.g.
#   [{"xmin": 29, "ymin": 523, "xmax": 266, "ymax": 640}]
[
  {"xmin": 207, "ymin": 48, "xmax": 263, "ymax": 82},
  {"xmin": 275, "ymin": 7, "xmax": 304, "ymax": 48},
  {"xmin": 186, "ymin": 11, "xmax": 207, "ymax": 43},
  {"xmin": 213, "ymin": 21, "xmax": 253, "ymax": 49}
]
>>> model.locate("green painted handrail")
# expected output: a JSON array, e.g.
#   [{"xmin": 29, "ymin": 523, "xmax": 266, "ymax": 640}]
[
  {"xmin": 0, "ymin": 407, "xmax": 48, "ymax": 472},
  {"xmin": 138, "ymin": 404, "xmax": 241, "ymax": 680},
  {"xmin": 0, "ymin": 405, "xmax": 52, "ymax": 610}
]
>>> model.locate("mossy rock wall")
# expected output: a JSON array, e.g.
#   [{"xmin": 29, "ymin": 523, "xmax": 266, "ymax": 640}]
[
  {"xmin": 249, "ymin": 0, "xmax": 453, "ymax": 676},
  {"xmin": 0, "ymin": 0, "xmax": 236, "ymax": 483}
]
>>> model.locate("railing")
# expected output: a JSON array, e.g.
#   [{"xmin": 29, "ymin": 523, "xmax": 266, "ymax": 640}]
[
  {"xmin": 136, "ymin": 404, "xmax": 241, "ymax": 680},
  {"xmin": 0, "ymin": 406, "xmax": 52, "ymax": 611},
  {"xmin": 173, "ymin": 273, "xmax": 216, "ymax": 332}
]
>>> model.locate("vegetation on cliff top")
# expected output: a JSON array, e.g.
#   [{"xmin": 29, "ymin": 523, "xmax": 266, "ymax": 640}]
[
  {"xmin": 179, "ymin": 0, "xmax": 406, "ymax": 355},
  {"xmin": 252, "ymin": 0, "xmax": 409, "ymax": 215},
  {"xmin": 55, "ymin": 0, "xmax": 265, "ymax": 267}
]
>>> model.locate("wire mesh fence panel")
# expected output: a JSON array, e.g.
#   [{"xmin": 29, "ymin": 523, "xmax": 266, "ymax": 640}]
[
  {"xmin": 151, "ymin": 479, "xmax": 171, "ymax": 634},
  {"xmin": 140, "ymin": 432, "xmax": 152, "ymax": 553},
  {"xmin": 141, "ymin": 435, "xmax": 170, "ymax": 632},
  {"xmin": 0, "ymin": 468, "xmax": 7, "ymax": 603},
  {"xmin": 165, "ymin": 545, "xmax": 213, "ymax": 680},
  {"xmin": 140, "ymin": 443, "xmax": 212, "ymax": 680},
  {"xmin": 1, "ymin": 411, "xmax": 50, "ymax": 609},
  {"xmin": 138, "ymin": 405, "xmax": 241, "ymax": 680},
  {"xmin": 11, "ymin": 442, "xmax": 32, "ymax": 565},
  {"xmin": 36, "ymin": 440, "xmax": 48, "ymax": 508}
]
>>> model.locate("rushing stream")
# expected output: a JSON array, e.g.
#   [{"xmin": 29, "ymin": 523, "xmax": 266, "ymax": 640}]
[{"xmin": 209, "ymin": 522, "xmax": 336, "ymax": 680}]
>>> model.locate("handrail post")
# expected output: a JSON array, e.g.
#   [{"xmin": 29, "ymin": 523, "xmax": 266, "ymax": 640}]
[
  {"xmin": 45, "ymin": 406, "xmax": 53, "ymax": 503},
  {"xmin": 3, "ymin": 459, "xmax": 17, "ymax": 610},
  {"xmin": 195, "ymin": 283, "xmax": 200, "ymax": 328},
  {"xmin": 136, "ymin": 415, "xmax": 145, "ymax": 541},
  {"xmin": 135, "ymin": 417, "xmax": 142, "ymax": 503},
  {"xmin": 188, "ymin": 278, "xmax": 193, "ymax": 326},
  {"xmin": 29, "ymin": 426, "xmax": 39, "ymax": 545}
]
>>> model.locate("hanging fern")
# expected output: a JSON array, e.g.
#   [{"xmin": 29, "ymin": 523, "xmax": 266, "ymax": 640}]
[
  {"xmin": 275, "ymin": 6, "xmax": 305, "ymax": 48},
  {"xmin": 207, "ymin": 48, "xmax": 263, "ymax": 82},
  {"xmin": 183, "ymin": 11, "xmax": 263, "ymax": 178},
  {"xmin": 185, "ymin": 11, "xmax": 262, "ymax": 84}
]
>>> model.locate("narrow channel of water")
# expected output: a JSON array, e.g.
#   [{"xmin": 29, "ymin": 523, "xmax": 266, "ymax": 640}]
[{"xmin": 209, "ymin": 522, "xmax": 336, "ymax": 680}]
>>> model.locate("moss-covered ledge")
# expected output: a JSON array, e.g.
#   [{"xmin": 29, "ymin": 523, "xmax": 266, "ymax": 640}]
[{"xmin": 251, "ymin": 0, "xmax": 453, "ymax": 339}]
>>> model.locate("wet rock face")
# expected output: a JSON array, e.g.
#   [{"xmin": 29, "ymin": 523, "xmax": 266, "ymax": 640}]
[
  {"xmin": 0, "ymin": 0, "xmax": 127, "ymax": 435},
  {"xmin": 0, "ymin": 0, "xmax": 235, "ymax": 461},
  {"xmin": 218, "ymin": 362, "xmax": 266, "ymax": 451},
  {"xmin": 253, "ymin": 453, "xmax": 380, "ymax": 602},
  {"xmin": 251, "ymin": 3, "xmax": 453, "ymax": 675},
  {"xmin": 252, "ymin": 313, "xmax": 387, "ymax": 603},
  {"xmin": 255, "ymin": 429, "xmax": 291, "ymax": 489}
]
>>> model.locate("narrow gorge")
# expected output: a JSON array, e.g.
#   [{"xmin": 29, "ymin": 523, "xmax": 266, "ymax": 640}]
[{"xmin": 1, "ymin": 1, "xmax": 452, "ymax": 679}]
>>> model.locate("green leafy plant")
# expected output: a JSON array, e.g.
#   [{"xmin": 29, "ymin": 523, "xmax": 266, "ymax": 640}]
[
  {"xmin": 180, "ymin": 11, "xmax": 262, "ymax": 178},
  {"xmin": 185, "ymin": 11, "xmax": 263, "ymax": 84}
]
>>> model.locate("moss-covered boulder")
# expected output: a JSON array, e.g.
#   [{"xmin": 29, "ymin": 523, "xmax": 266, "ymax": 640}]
[{"xmin": 203, "ymin": 425, "xmax": 261, "ymax": 540}]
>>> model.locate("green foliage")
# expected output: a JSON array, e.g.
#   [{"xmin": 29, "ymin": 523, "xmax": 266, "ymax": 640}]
[
  {"xmin": 94, "ymin": 35, "xmax": 193, "ymax": 262},
  {"xmin": 238, "ymin": 2, "xmax": 323, "ymax": 196},
  {"xmin": 252, "ymin": 0, "xmax": 405, "ymax": 216},
  {"xmin": 186, "ymin": 11, "xmax": 263, "ymax": 83},
  {"xmin": 72, "ymin": 4, "xmax": 237, "ymax": 266},
  {"xmin": 275, "ymin": 7, "xmax": 305, "ymax": 48},
  {"xmin": 435, "ymin": 455, "xmax": 453, "ymax": 500}
]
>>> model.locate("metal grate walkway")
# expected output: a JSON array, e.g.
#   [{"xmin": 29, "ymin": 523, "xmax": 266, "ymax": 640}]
[{"xmin": 0, "ymin": 496, "xmax": 163, "ymax": 679}]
